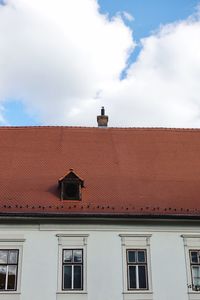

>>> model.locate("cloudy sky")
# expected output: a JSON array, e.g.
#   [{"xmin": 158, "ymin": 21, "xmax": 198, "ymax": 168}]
[{"xmin": 1, "ymin": 0, "xmax": 200, "ymax": 127}]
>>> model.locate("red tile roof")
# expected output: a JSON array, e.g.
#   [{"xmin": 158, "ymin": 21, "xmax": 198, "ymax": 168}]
[{"xmin": 1, "ymin": 126, "xmax": 200, "ymax": 218}]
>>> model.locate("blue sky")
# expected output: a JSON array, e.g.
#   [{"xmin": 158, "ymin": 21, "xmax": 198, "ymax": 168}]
[
  {"xmin": 99, "ymin": 0, "xmax": 199, "ymax": 70},
  {"xmin": 99, "ymin": 0, "xmax": 198, "ymax": 39},
  {"xmin": 1, "ymin": 0, "xmax": 200, "ymax": 127}
]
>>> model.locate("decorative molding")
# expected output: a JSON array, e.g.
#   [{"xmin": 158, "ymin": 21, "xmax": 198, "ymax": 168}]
[
  {"xmin": 0, "ymin": 238, "xmax": 25, "ymax": 243},
  {"xmin": 119, "ymin": 234, "xmax": 152, "ymax": 247},
  {"xmin": 181, "ymin": 234, "xmax": 200, "ymax": 238},
  {"xmin": 119, "ymin": 234, "xmax": 152, "ymax": 237},
  {"xmin": 56, "ymin": 234, "xmax": 89, "ymax": 237},
  {"xmin": 56, "ymin": 234, "xmax": 89, "ymax": 246},
  {"xmin": 0, "ymin": 235, "xmax": 25, "ymax": 243},
  {"xmin": 40, "ymin": 223, "xmax": 200, "ymax": 233}
]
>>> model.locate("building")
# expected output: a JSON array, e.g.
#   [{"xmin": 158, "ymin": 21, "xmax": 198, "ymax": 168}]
[{"xmin": 0, "ymin": 113, "xmax": 200, "ymax": 300}]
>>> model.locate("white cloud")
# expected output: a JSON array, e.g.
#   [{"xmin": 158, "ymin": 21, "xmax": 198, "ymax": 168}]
[
  {"xmin": 122, "ymin": 11, "xmax": 134, "ymax": 22},
  {"xmin": 0, "ymin": 105, "xmax": 6, "ymax": 124},
  {"xmin": 106, "ymin": 18, "xmax": 200, "ymax": 127},
  {"xmin": 0, "ymin": 0, "xmax": 134, "ymax": 125},
  {"xmin": 1, "ymin": 0, "xmax": 200, "ymax": 128}
]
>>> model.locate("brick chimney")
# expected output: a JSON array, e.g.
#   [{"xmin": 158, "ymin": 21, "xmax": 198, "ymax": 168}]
[{"xmin": 97, "ymin": 107, "xmax": 108, "ymax": 127}]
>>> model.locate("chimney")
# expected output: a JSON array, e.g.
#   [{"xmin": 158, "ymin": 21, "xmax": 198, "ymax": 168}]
[{"xmin": 97, "ymin": 107, "xmax": 108, "ymax": 127}]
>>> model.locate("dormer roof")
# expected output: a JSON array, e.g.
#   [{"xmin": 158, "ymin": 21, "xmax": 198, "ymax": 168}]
[{"xmin": 58, "ymin": 169, "xmax": 84, "ymax": 187}]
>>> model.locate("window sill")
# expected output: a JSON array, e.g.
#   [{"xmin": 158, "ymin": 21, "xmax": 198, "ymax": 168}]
[
  {"xmin": 0, "ymin": 292, "xmax": 21, "ymax": 294},
  {"xmin": 57, "ymin": 291, "xmax": 87, "ymax": 294},
  {"xmin": 123, "ymin": 291, "xmax": 153, "ymax": 294},
  {"xmin": 188, "ymin": 291, "xmax": 200, "ymax": 300},
  {"xmin": 0, "ymin": 292, "xmax": 21, "ymax": 300}
]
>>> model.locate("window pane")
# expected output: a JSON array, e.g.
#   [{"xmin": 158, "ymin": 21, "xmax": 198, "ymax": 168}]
[
  {"xmin": 0, "ymin": 266, "xmax": 6, "ymax": 290},
  {"xmin": 193, "ymin": 279, "xmax": 200, "ymax": 289},
  {"xmin": 73, "ymin": 250, "xmax": 82, "ymax": 263},
  {"xmin": 74, "ymin": 265, "xmax": 82, "ymax": 289},
  {"xmin": 192, "ymin": 266, "xmax": 200, "ymax": 278},
  {"xmin": 63, "ymin": 250, "xmax": 73, "ymax": 263},
  {"xmin": 8, "ymin": 251, "xmax": 18, "ymax": 264},
  {"xmin": 138, "ymin": 251, "xmax": 145, "ymax": 263},
  {"xmin": 192, "ymin": 266, "xmax": 200, "ymax": 287},
  {"xmin": 7, "ymin": 266, "xmax": 17, "ymax": 290},
  {"xmin": 64, "ymin": 183, "xmax": 79, "ymax": 198},
  {"xmin": 129, "ymin": 266, "xmax": 136, "ymax": 289},
  {"xmin": 191, "ymin": 251, "xmax": 198, "ymax": 263},
  {"xmin": 63, "ymin": 266, "xmax": 72, "ymax": 289},
  {"xmin": 138, "ymin": 265, "xmax": 147, "ymax": 289},
  {"xmin": 0, "ymin": 251, "xmax": 7, "ymax": 264},
  {"xmin": 128, "ymin": 251, "xmax": 136, "ymax": 263}
]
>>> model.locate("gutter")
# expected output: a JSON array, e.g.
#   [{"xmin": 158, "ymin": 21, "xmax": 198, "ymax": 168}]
[{"xmin": 0, "ymin": 211, "xmax": 200, "ymax": 223}]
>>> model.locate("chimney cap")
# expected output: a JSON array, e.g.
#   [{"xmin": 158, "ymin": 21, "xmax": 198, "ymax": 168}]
[
  {"xmin": 101, "ymin": 106, "xmax": 105, "ymax": 116},
  {"xmin": 97, "ymin": 107, "xmax": 108, "ymax": 127}
]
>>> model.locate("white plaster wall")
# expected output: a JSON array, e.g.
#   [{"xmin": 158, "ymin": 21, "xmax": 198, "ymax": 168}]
[
  {"xmin": 151, "ymin": 232, "xmax": 188, "ymax": 300},
  {"xmin": 0, "ymin": 223, "xmax": 197, "ymax": 300},
  {"xmin": 21, "ymin": 231, "xmax": 58, "ymax": 300},
  {"xmin": 87, "ymin": 231, "xmax": 123, "ymax": 300}
]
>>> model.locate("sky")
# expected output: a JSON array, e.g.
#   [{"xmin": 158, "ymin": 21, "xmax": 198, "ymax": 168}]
[{"xmin": 1, "ymin": 0, "xmax": 200, "ymax": 127}]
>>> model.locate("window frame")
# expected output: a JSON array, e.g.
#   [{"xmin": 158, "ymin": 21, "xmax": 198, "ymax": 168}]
[
  {"xmin": 182, "ymin": 234, "xmax": 200, "ymax": 299},
  {"xmin": 119, "ymin": 234, "xmax": 153, "ymax": 300},
  {"xmin": 56, "ymin": 234, "xmax": 88, "ymax": 296},
  {"xmin": 62, "ymin": 248, "xmax": 84, "ymax": 291},
  {"xmin": 0, "ymin": 249, "xmax": 19, "ymax": 291},
  {"xmin": 0, "ymin": 235, "xmax": 25, "ymax": 297},
  {"xmin": 126, "ymin": 249, "xmax": 149, "ymax": 290},
  {"xmin": 189, "ymin": 249, "xmax": 200, "ymax": 291},
  {"xmin": 61, "ymin": 180, "xmax": 81, "ymax": 201}
]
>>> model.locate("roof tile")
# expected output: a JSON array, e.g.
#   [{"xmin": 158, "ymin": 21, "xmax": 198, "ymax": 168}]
[{"xmin": 0, "ymin": 126, "xmax": 200, "ymax": 217}]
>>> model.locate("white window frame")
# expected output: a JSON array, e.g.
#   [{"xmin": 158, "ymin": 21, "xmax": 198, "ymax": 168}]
[
  {"xmin": 62, "ymin": 248, "xmax": 83, "ymax": 290},
  {"xmin": 0, "ymin": 235, "xmax": 25, "ymax": 300},
  {"xmin": 126, "ymin": 249, "xmax": 148, "ymax": 290},
  {"xmin": 56, "ymin": 234, "xmax": 88, "ymax": 300},
  {"xmin": 0, "ymin": 249, "xmax": 19, "ymax": 291},
  {"xmin": 119, "ymin": 234, "xmax": 153, "ymax": 300},
  {"xmin": 182, "ymin": 234, "xmax": 200, "ymax": 300},
  {"xmin": 189, "ymin": 250, "xmax": 200, "ymax": 291}
]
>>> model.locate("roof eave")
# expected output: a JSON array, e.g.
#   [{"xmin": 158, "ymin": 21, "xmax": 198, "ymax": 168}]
[{"xmin": 0, "ymin": 211, "xmax": 200, "ymax": 221}]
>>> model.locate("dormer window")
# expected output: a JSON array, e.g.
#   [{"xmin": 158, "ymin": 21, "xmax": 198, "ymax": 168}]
[{"xmin": 58, "ymin": 169, "xmax": 84, "ymax": 201}]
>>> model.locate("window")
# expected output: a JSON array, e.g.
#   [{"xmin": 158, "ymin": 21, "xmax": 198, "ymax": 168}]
[
  {"xmin": 58, "ymin": 169, "xmax": 84, "ymax": 201},
  {"xmin": 56, "ymin": 234, "xmax": 88, "ymax": 299},
  {"xmin": 127, "ymin": 249, "xmax": 148, "ymax": 290},
  {"xmin": 0, "ymin": 235, "xmax": 25, "ymax": 299},
  {"xmin": 189, "ymin": 250, "xmax": 200, "ymax": 291},
  {"xmin": 182, "ymin": 234, "xmax": 200, "ymax": 299},
  {"xmin": 120, "ymin": 234, "xmax": 152, "ymax": 300},
  {"xmin": 62, "ymin": 249, "xmax": 83, "ymax": 290},
  {"xmin": 0, "ymin": 250, "xmax": 19, "ymax": 291},
  {"xmin": 63, "ymin": 183, "xmax": 80, "ymax": 200}
]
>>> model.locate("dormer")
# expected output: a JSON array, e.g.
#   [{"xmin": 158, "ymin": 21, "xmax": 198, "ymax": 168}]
[{"xmin": 58, "ymin": 169, "xmax": 84, "ymax": 201}]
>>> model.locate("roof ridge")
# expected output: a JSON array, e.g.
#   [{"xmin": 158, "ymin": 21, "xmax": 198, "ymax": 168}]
[{"xmin": 0, "ymin": 126, "xmax": 200, "ymax": 132}]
